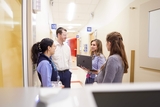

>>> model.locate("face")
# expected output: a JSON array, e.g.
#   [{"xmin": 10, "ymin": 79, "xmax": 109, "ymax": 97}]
[
  {"xmin": 91, "ymin": 41, "xmax": 98, "ymax": 52},
  {"xmin": 58, "ymin": 30, "xmax": 67, "ymax": 42},
  {"xmin": 48, "ymin": 44, "xmax": 56, "ymax": 55},
  {"xmin": 106, "ymin": 41, "xmax": 111, "ymax": 51}
]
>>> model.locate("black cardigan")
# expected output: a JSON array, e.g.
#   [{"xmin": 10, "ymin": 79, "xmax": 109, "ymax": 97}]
[{"xmin": 37, "ymin": 53, "xmax": 58, "ymax": 86}]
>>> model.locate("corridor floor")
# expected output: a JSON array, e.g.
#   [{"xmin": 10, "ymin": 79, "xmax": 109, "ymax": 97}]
[{"xmin": 70, "ymin": 56, "xmax": 87, "ymax": 88}]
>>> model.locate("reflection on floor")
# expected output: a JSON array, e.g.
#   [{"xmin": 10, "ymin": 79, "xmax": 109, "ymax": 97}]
[{"xmin": 70, "ymin": 56, "xmax": 87, "ymax": 88}]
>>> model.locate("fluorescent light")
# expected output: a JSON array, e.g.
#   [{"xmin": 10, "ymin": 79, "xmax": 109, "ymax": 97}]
[
  {"xmin": 67, "ymin": 30, "xmax": 76, "ymax": 32},
  {"xmin": 0, "ymin": 0, "xmax": 13, "ymax": 18},
  {"xmin": 59, "ymin": 24, "xmax": 81, "ymax": 26},
  {"xmin": 67, "ymin": 2, "xmax": 75, "ymax": 21},
  {"xmin": 68, "ymin": 26, "xmax": 73, "ymax": 29}
]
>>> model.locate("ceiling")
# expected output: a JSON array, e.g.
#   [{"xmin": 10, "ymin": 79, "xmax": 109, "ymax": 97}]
[{"xmin": 50, "ymin": 0, "xmax": 100, "ymax": 35}]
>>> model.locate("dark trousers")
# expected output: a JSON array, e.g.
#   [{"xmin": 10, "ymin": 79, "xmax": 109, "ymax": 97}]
[
  {"xmin": 58, "ymin": 69, "xmax": 72, "ymax": 88},
  {"xmin": 85, "ymin": 77, "xmax": 95, "ymax": 84}
]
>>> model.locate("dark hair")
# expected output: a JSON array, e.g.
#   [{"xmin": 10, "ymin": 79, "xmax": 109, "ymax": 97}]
[
  {"xmin": 31, "ymin": 38, "xmax": 54, "ymax": 64},
  {"xmin": 106, "ymin": 32, "xmax": 128, "ymax": 73},
  {"xmin": 56, "ymin": 27, "xmax": 67, "ymax": 37},
  {"xmin": 90, "ymin": 39, "xmax": 103, "ymax": 56}
]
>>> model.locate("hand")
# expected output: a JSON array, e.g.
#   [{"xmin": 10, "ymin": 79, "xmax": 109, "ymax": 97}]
[
  {"xmin": 61, "ymin": 85, "xmax": 65, "ymax": 88},
  {"xmin": 91, "ymin": 71, "xmax": 98, "ymax": 74},
  {"xmin": 80, "ymin": 66, "xmax": 90, "ymax": 72},
  {"xmin": 91, "ymin": 70, "xmax": 100, "ymax": 74}
]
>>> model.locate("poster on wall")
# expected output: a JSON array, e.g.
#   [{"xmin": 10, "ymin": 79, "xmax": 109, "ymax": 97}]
[{"xmin": 84, "ymin": 44, "xmax": 88, "ymax": 52}]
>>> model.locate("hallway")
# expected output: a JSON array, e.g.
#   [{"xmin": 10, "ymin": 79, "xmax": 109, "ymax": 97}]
[{"xmin": 70, "ymin": 56, "xmax": 87, "ymax": 88}]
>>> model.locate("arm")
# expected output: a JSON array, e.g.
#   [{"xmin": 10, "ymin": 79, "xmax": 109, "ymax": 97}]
[
  {"xmin": 97, "ymin": 55, "xmax": 106, "ymax": 70},
  {"xmin": 39, "ymin": 61, "xmax": 52, "ymax": 87},
  {"xmin": 68, "ymin": 45, "xmax": 72, "ymax": 69},
  {"xmin": 90, "ymin": 55, "xmax": 106, "ymax": 74},
  {"xmin": 102, "ymin": 57, "xmax": 117, "ymax": 83}
]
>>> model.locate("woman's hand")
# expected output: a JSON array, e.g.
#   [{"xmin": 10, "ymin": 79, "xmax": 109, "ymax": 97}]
[
  {"xmin": 80, "ymin": 66, "xmax": 90, "ymax": 73},
  {"xmin": 61, "ymin": 85, "xmax": 65, "ymax": 88},
  {"xmin": 91, "ymin": 70, "xmax": 100, "ymax": 74}
]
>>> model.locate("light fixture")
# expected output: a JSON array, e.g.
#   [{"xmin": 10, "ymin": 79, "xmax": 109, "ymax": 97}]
[
  {"xmin": 67, "ymin": 30, "xmax": 76, "ymax": 32},
  {"xmin": 67, "ymin": 2, "xmax": 75, "ymax": 21},
  {"xmin": 59, "ymin": 24, "xmax": 81, "ymax": 26},
  {"xmin": 68, "ymin": 26, "xmax": 73, "ymax": 29}
]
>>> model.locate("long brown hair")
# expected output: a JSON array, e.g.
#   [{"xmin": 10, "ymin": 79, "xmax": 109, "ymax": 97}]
[
  {"xmin": 106, "ymin": 32, "xmax": 128, "ymax": 73},
  {"xmin": 90, "ymin": 39, "xmax": 103, "ymax": 57}
]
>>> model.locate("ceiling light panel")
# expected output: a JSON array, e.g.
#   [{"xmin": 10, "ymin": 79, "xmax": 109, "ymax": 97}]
[{"xmin": 67, "ymin": 2, "xmax": 75, "ymax": 21}]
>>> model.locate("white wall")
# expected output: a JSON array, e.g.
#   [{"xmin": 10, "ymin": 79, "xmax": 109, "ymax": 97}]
[
  {"xmin": 36, "ymin": 0, "xmax": 53, "ymax": 41},
  {"xmin": 32, "ymin": 0, "xmax": 53, "ymax": 87},
  {"xmin": 80, "ymin": 0, "xmax": 134, "ymax": 55},
  {"xmin": 79, "ymin": 0, "xmax": 160, "ymax": 83}
]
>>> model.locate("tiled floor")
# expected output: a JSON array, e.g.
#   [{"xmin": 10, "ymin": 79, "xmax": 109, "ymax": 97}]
[{"xmin": 70, "ymin": 56, "xmax": 87, "ymax": 88}]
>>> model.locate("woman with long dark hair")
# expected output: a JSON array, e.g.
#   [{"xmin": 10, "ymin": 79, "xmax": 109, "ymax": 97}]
[
  {"xmin": 31, "ymin": 38, "xmax": 58, "ymax": 87},
  {"xmin": 96, "ymin": 32, "xmax": 128, "ymax": 83}
]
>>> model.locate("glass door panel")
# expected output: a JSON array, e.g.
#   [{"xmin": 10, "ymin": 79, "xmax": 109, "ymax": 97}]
[{"xmin": 0, "ymin": 0, "xmax": 23, "ymax": 87}]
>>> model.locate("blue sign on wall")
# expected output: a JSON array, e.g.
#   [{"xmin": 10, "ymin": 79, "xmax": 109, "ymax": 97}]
[
  {"xmin": 87, "ymin": 27, "xmax": 92, "ymax": 32},
  {"xmin": 76, "ymin": 35, "xmax": 79, "ymax": 38},
  {"xmin": 51, "ymin": 24, "xmax": 57, "ymax": 30}
]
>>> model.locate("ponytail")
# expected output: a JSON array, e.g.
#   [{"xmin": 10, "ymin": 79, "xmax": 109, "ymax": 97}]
[
  {"xmin": 31, "ymin": 38, "xmax": 54, "ymax": 64},
  {"xmin": 31, "ymin": 42, "xmax": 41, "ymax": 64}
]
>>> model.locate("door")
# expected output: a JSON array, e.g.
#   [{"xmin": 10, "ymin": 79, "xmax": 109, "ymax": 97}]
[
  {"xmin": 89, "ymin": 32, "xmax": 95, "ymax": 42},
  {"xmin": 0, "ymin": 0, "xmax": 23, "ymax": 87},
  {"xmin": 68, "ymin": 38, "xmax": 77, "ymax": 57}
]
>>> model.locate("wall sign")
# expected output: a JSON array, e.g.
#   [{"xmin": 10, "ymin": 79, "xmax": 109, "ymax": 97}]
[
  {"xmin": 51, "ymin": 24, "xmax": 57, "ymax": 30},
  {"xmin": 84, "ymin": 44, "xmax": 88, "ymax": 52},
  {"xmin": 87, "ymin": 27, "xmax": 92, "ymax": 32},
  {"xmin": 76, "ymin": 35, "xmax": 79, "ymax": 38}
]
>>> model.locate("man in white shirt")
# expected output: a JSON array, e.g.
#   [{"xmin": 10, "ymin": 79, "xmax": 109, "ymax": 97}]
[{"xmin": 52, "ymin": 27, "xmax": 72, "ymax": 88}]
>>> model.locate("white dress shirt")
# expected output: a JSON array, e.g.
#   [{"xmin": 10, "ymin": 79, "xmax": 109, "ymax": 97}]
[{"xmin": 52, "ymin": 40, "xmax": 72, "ymax": 71}]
